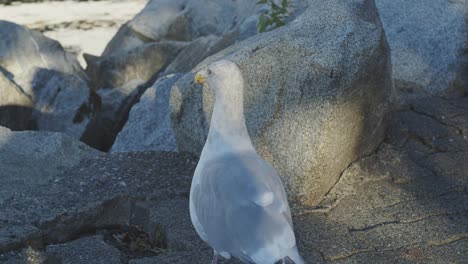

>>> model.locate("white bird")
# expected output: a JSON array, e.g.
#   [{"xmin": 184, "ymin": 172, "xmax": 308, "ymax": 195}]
[{"xmin": 189, "ymin": 60, "xmax": 304, "ymax": 264}]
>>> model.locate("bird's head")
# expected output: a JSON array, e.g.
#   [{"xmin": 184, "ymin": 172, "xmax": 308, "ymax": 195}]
[{"xmin": 194, "ymin": 59, "xmax": 243, "ymax": 96}]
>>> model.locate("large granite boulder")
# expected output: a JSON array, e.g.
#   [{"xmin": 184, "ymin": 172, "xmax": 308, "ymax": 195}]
[
  {"xmin": 0, "ymin": 20, "xmax": 86, "ymax": 96},
  {"xmin": 169, "ymin": 0, "xmax": 394, "ymax": 206},
  {"xmin": 111, "ymin": 74, "xmax": 183, "ymax": 153},
  {"xmin": 0, "ymin": 21, "xmax": 91, "ymax": 137},
  {"xmin": 375, "ymin": 0, "xmax": 467, "ymax": 96},
  {"xmin": 0, "ymin": 126, "xmax": 100, "ymax": 201}
]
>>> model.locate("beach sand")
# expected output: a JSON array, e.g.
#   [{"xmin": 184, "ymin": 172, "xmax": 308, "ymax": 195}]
[{"xmin": 0, "ymin": 0, "xmax": 147, "ymax": 67}]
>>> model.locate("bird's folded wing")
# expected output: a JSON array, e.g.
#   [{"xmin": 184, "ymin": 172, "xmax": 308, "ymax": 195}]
[{"xmin": 192, "ymin": 153, "xmax": 295, "ymax": 260}]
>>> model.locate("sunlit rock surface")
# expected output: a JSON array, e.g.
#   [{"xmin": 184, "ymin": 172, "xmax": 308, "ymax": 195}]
[{"xmin": 170, "ymin": 0, "xmax": 394, "ymax": 206}]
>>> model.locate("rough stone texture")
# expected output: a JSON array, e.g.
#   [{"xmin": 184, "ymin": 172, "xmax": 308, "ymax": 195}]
[
  {"xmin": 162, "ymin": 36, "xmax": 221, "ymax": 75},
  {"xmin": 170, "ymin": 0, "xmax": 394, "ymax": 206},
  {"xmin": 46, "ymin": 236, "xmax": 122, "ymax": 264},
  {"xmin": 0, "ymin": 20, "xmax": 91, "ymax": 137},
  {"xmin": 128, "ymin": 251, "xmax": 212, "ymax": 264},
  {"xmin": 0, "ymin": 247, "xmax": 47, "ymax": 264},
  {"xmin": 111, "ymin": 74, "xmax": 183, "ymax": 153},
  {"xmin": 31, "ymin": 69, "xmax": 91, "ymax": 138},
  {"xmin": 86, "ymin": 41, "xmax": 187, "ymax": 90},
  {"xmin": 0, "ymin": 128, "xmax": 100, "ymax": 201},
  {"xmin": 0, "ymin": 71, "xmax": 34, "ymax": 130},
  {"xmin": 0, "ymin": 96, "xmax": 467, "ymax": 263},
  {"xmin": 95, "ymin": 79, "xmax": 146, "ymax": 129},
  {"xmin": 129, "ymin": 251, "xmax": 246, "ymax": 264},
  {"xmin": 375, "ymin": 0, "xmax": 467, "ymax": 95},
  {"xmin": 0, "ymin": 151, "xmax": 199, "ymax": 257}
]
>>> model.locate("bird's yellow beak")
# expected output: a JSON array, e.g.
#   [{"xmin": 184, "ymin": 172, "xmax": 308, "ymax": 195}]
[{"xmin": 194, "ymin": 72, "xmax": 206, "ymax": 84}]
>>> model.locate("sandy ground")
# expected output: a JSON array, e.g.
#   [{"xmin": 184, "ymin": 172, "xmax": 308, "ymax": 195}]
[{"xmin": 0, "ymin": 0, "xmax": 148, "ymax": 67}]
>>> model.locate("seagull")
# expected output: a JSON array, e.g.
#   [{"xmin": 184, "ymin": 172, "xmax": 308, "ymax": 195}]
[{"xmin": 190, "ymin": 60, "xmax": 304, "ymax": 264}]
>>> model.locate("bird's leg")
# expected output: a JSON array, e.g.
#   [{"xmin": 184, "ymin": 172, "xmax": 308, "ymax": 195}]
[{"xmin": 211, "ymin": 250, "xmax": 219, "ymax": 264}]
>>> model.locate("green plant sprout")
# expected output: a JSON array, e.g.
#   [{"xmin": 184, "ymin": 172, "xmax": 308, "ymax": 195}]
[{"xmin": 257, "ymin": 0, "xmax": 290, "ymax": 33}]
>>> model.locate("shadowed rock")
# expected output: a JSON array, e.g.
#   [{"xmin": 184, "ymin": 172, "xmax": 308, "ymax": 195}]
[
  {"xmin": 112, "ymin": 74, "xmax": 183, "ymax": 153},
  {"xmin": 375, "ymin": 0, "xmax": 467, "ymax": 96}
]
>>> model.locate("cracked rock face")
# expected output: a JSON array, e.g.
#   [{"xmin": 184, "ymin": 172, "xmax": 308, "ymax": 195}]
[{"xmin": 169, "ymin": 0, "xmax": 394, "ymax": 206}]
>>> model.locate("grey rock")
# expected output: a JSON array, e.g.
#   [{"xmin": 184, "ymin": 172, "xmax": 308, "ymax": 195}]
[
  {"xmin": 0, "ymin": 128, "xmax": 100, "ymax": 201},
  {"xmin": 111, "ymin": 74, "xmax": 183, "ymax": 153},
  {"xmin": 0, "ymin": 20, "xmax": 86, "ymax": 97},
  {"xmin": 87, "ymin": 41, "xmax": 187, "ymax": 90},
  {"xmin": 0, "ymin": 151, "xmax": 197, "ymax": 255},
  {"xmin": 0, "ymin": 71, "xmax": 34, "ymax": 130},
  {"xmin": 102, "ymin": 0, "xmax": 257, "ymax": 56},
  {"xmin": 331, "ymin": 240, "xmax": 468, "ymax": 264},
  {"xmin": 0, "ymin": 21, "xmax": 91, "ymax": 137},
  {"xmin": 163, "ymin": 29, "xmax": 256, "ymax": 76},
  {"xmin": 95, "ymin": 79, "xmax": 146, "ymax": 128},
  {"xmin": 132, "ymin": 196, "xmax": 206, "ymax": 252},
  {"xmin": 162, "ymin": 36, "xmax": 221, "ymax": 75},
  {"xmin": 0, "ymin": 247, "xmax": 47, "ymax": 264},
  {"xmin": 128, "ymin": 251, "xmax": 214, "ymax": 264},
  {"xmin": 183, "ymin": 0, "xmax": 256, "ymax": 39},
  {"xmin": 102, "ymin": 0, "xmax": 190, "ymax": 57},
  {"xmin": 82, "ymin": 41, "xmax": 188, "ymax": 150},
  {"xmin": 100, "ymin": 22, "xmax": 150, "ymax": 58},
  {"xmin": 128, "ymin": 250, "xmax": 244, "ymax": 264},
  {"xmin": 169, "ymin": 0, "xmax": 394, "ymax": 206},
  {"xmin": 31, "ymin": 69, "xmax": 91, "ymax": 138},
  {"xmin": 46, "ymin": 236, "xmax": 122, "ymax": 264},
  {"xmin": 375, "ymin": 0, "xmax": 467, "ymax": 95},
  {"xmin": 392, "ymin": 111, "xmax": 456, "ymax": 141}
]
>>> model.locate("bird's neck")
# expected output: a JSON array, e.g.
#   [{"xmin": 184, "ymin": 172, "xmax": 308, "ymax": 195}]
[{"xmin": 202, "ymin": 89, "xmax": 255, "ymax": 157}]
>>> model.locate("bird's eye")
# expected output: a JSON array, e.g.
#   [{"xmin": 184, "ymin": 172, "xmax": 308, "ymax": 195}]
[{"xmin": 207, "ymin": 69, "xmax": 212, "ymax": 75}]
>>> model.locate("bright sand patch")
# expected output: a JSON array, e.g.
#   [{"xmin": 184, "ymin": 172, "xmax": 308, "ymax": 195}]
[{"xmin": 0, "ymin": 0, "xmax": 148, "ymax": 67}]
